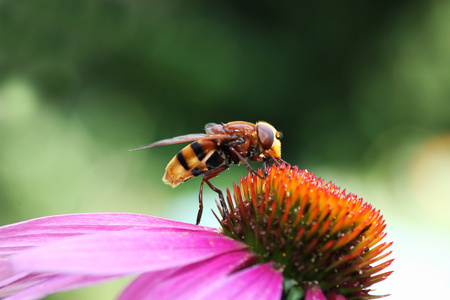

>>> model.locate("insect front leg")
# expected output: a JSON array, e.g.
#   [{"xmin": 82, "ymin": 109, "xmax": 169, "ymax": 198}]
[
  {"xmin": 196, "ymin": 165, "xmax": 229, "ymax": 225},
  {"xmin": 266, "ymin": 153, "xmax": 291, "ymax": 170},
  {"xmin": 229, "ymin": 147, "xmax": 266, "ymax": 179},
  {"xmin": 262, "ymin": 158, "xmax": 269, "ymax": 177}
]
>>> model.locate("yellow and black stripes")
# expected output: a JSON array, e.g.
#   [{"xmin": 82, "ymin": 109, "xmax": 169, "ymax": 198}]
[
  {"xmin": 204, "ymin": 151, "xmax": 224, "ymax": 170},
  {"xmin": 176, "ymin": 152, "xmax": 190, "ymax": 170},
  {"xmin": 191, "ymin": 141, "xmax": 206, "ymax": 161},
  {"xmin": 177, "ymin": 141, "xmax": 216, "ymax": 172},
  {"xmin": 163, "ymin": 140, "xmax": 224, "ymax": 187}
]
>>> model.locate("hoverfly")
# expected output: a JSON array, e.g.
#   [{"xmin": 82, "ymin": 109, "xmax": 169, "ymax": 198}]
[{"xmin": 131, "ymin": 121, "xmax": 285, "ymax": 225}]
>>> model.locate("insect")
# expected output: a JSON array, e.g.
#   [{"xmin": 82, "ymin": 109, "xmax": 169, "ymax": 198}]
[{"xmin": 131, "ymin": 121, "xmax": 285, "ymax": 225}]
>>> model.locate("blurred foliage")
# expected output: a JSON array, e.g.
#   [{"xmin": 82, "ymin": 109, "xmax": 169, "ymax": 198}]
[
  {"xmin": 1, "ymin": 0, "xmax": 449, "ymax": 222},
  {"xmin": 2, "ymin": 0, "xmax": 447, "ymax": 163},
  {"xmin": 0, "ymin": 0, "xmax": 449, "ymax": 298}
]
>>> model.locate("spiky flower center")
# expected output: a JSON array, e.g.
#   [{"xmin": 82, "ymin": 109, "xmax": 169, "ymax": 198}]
[{"xmin": 217, "ymin": 164, "xmax": 392, "ymax": 300}]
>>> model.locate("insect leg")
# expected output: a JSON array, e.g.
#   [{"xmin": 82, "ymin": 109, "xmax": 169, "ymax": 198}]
[
  {"xmin": 263, "ymin": 158, "xmax": 269, "ymax": 176},
  {"xmin": 265, "ymin": 154, "xmax": 292, "ymax": 179},
  {"xmin": 279, "ymin": 157, "xmax": 291, "ymax": 166},
  {"xmin": 196, "ymin": 165, "xmax": 229, "ymax": 225},
  {"xmin": 229, "ymin": 147, "xmax": 265, "ymax": 179},
  {"xmin": 266, "ymin": 153, "xmax": 291, "ymax": 169}
]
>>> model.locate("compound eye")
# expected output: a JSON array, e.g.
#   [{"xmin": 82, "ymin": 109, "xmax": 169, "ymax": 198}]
[{"xmin": 256, "ymin": 123, "xmax": 275, "ymax": 150}]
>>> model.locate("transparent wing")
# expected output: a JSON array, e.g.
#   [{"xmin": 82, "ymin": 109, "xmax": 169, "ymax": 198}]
[
  {"xmin": 205, "ymin": 122, "xmax": 220, "ymax": 135},
  {"xmin": 130, "ymin": 134, "xmax": 230, "ymax": 151}
]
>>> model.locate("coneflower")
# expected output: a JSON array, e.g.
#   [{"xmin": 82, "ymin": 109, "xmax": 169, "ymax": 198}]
[
  {"xmin": 0, "ymin": 164, "xmax": 392, "ymax": 300},
  {"xmin": 218, "ymin": 164, "xmax": 393, "ymax": 299}
]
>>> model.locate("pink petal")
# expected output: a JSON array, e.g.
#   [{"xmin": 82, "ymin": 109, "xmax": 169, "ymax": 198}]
[
  {"xmin": 0, "ymin": 261, "xmax": 16, "ymax": 285},
  {"xmin": 0, "ymin": 213, "xmax": 216, "ymax": 257},
  {"xmin": 305, "ymin": 283, "xmax": 327, "ymax": 300},
  {"xmin": 9, "ymin": 230, "xmax": 248, "ymax": 275},
  {"xmin": 2, "ymin": 274, "xmax": 118, "ymax": 300},
  {"xmin": 118, "ymin": 251, "xmax": 257, "ymax": 300},
  {"xmin": 1, "ymin": 213, "xmax": 232, "ymax": 299},
  {"xmin": 194, "ymin": 262, "xmax": 283, "ymax": 300},
  {"xmin": 326, "ymin": 292, "xmax": 347, "ymax": 300},
  {"xmin": 0, "ymin": 273, "xmax": 53, "ymax": 298}
]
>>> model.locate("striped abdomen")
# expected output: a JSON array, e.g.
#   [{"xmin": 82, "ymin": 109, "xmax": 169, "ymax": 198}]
[{"xmin": 163, "ymin": 140, "xmax": 225, "ymax": 187}]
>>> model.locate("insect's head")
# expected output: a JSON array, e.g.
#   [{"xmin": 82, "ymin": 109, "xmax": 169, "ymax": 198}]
[{"xmin": 255, "ymin": 121, "xmax": 282, "ymax": 159}]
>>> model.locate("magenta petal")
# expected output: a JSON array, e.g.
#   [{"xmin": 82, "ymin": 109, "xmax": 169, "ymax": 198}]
[
  {"xmin": 118, "ymin": 251, "xmax": 257, "ymax": 300},
  {"xmin": 117, "ymin": 269, "xmax": 178, "ymax": 300},
  {"xmin": 0, "ymin": 261, "xmax": 16, "ymax": 284},
  {"xmin": 305, "ymin": 283, "xmax": 327, "ymax": 300},
  {"xmin": 326, "ymin": 292, "xmax": 347, "ymax": 300},
  {"xmin": 2, "ymin": 274, "xmax": 118, "ymax": 300},
  {"xmin": 10, "ymin": 230, "xmax": 247, "ymax": 275},
  {"xmin": 0, "ymin": 273, "xmax": 53, "ymax": 298},
  {"xmin": 195, "ymin": 262, "xmax": 283, "ymax": 300},
  {"xmin": 0, "ymin": 213, "xmax": 216, "ymax": 257}
]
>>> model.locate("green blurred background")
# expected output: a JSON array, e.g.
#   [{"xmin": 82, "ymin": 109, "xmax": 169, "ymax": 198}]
[{"xmin": 1, "ymin": 0, "xmax": 449, "ymax": 299}]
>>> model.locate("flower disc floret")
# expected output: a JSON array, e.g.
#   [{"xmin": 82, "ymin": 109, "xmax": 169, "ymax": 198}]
[{"xmin": 218, "ymin": 164, "xmax": 393, "ymax": 299}]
